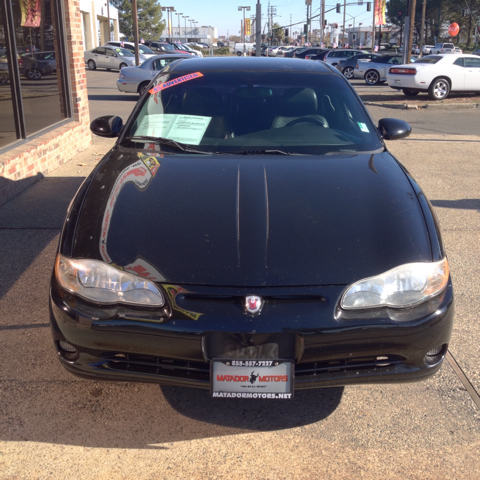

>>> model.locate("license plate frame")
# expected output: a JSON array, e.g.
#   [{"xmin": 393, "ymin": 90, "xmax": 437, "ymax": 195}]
[{"xmin": 211, "ymin": 359, "xmax": 294, "ymax": 399}]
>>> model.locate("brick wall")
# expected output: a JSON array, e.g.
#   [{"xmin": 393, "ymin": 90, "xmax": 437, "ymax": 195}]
[{"xmin": 0, "ymin": 0, "xmax": 92, "ymax": 208}]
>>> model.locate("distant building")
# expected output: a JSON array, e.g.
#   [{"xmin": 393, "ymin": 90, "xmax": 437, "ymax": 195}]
[
  {"xmin": 163, "ymin": 26, "xmax": 218, "ymax": 44},
  {"xmin": 80, "ymin": 0, "xmax": 120, "ymax": 51}
]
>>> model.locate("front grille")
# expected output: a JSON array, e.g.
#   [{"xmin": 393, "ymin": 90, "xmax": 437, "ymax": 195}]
[
  {"xmin": 295, "ymin": 355, "xmax": 404, "ymax": 377},
  {"xmin": 95, "ymin": 353, "xmax": 210, "ymax": 382},
  {"xmin": 92, "ymin": 353, "xmax": 404, "ymax": 383}
]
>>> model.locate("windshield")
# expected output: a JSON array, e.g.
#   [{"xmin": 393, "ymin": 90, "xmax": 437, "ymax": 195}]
[
  {"xmin": 414, "ymin": 56, "xmax": 442, "ymax": 64},
  {"xmin": 122, "ymin": 69, "xmax": 382, "ymax": 155},
  {"xmin": 139, "ymin": 45, "xmax": 154, "ymax": 54},
  {"xmin": 114, "ymin": 47, "xmax": 134, "ymax": 57}
]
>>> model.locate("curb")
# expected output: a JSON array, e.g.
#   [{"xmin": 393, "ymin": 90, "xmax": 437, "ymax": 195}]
[{"xmin": 363, "ymin": 101, "xmax": 480, "ymax": 110}]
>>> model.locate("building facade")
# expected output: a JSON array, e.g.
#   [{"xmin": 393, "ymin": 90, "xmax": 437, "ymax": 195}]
[
  {"xmin": 80, "ymin": 0, "xmax": 119, "ymax": 51},
  {"xmin": 164, "ymin": 25, "xmax": 217, "ymax": 45},
  {"xmin": 0, "ymin": 0, "xmax": 91, "ymax": 206}
]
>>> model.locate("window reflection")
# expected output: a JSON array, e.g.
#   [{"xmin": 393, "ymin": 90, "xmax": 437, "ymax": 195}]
[
  {"xmin": 0, "ymin": 5, "xmax": 18, "ymax": 149},
  {"xmin": 13, "ymin": 0, "xmax": 64, "ymax": 136}
]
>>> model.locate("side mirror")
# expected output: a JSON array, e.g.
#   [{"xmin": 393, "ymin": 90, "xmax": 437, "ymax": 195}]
[
  {"xmin": 377, "ymin": 118, "xmax": 411, "ymax": 140},
  {"xmin": 90, "ymin": 115, "xmax": 123, "ymax": 137}
]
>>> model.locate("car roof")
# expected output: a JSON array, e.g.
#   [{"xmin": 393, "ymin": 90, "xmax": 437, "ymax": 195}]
[{"xmin": 168, "ymin": 56, "xmax": 338, "ymax": 75}]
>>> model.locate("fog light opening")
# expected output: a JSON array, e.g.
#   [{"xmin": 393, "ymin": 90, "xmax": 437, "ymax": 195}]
[
  {"xmin": 425, "ymin": 344, "xmax": 447, "ymax": 365},
  {"xmin": 59, "ymin": 340, "xmax": 77, "ymax": 353}
]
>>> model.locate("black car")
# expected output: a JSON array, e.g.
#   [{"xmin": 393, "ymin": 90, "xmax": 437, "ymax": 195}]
[
  {"xmin": 305, "ymin": 50, "xmax": 331, "ymax": 61},
  {"xmin": 293, "ymin": 47, "xmax": 326, "ymax": 59},
  {"xmin": 50, "ymin": 57, "xmax": 454, "ymax": 399},
  {"xmin": 472, "ymin": 48, "xmax": 480, "ymax": 57},
  {"xmin": 335, "ymin": 52, "xmax": 381, "ymax": 79},
  {"xmin": 282, "ymin": 47, "xmax": 305, "ymax": 58}
]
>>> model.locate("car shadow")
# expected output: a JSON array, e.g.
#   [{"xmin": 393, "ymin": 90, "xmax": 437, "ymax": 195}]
[
  {"xmin": 160, "ymin": 384, "xmax": 344, "ymax": 431},
  {"xmin": 430, "ymin": 199, "xmax": 480, "ymax": 212},
  {"xmin": 88, "ymin": 94, "xmax": 138, "ymax": 101}
]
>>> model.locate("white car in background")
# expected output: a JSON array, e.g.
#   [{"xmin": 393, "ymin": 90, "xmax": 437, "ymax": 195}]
[
  {"xmin": 117, "ymin": 53, "xmax": 193, "ymax": 95},
  {"xmin": 354, "ymin": 54, "xmax": 412, "ymax": 85},
  {"xmin": 430, "ymin": 43, "xmax": 455, "ymax": 54},
  {"xmin": 85, "ymin": 46, "xmax": 138, "ymax": 71},
  {"xmin": 386, "ymin": 54, "xmax": 480, "ymax": 100},
  {"xmin": 414, "ymin": 45, "xmax": 434, "ymax": 55}
]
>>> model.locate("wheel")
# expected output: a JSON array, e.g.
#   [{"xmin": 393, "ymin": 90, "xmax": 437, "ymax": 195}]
[
  {"xmin": 285, "ymin": 117, "xmax": 325, "ymax": 128},
  {"xmin": 402, "ymin": 89, "xmax": 419, "ymax": 97},
  {"xmin": 87, "ymin": 59, "xmax": 96, "ymax": 70},
  {"xmin": 27, "ymin": 68, "xmax": 42, "ymax": 80},
  {"xmin": 428, "ymin": 77, "xmax": 450, "ymax": 100},
  {"xmin": 343, "ymin": 66, "xmax": 354, "ymax": 79},
  {"xmin": 119, "ymin": 62, "xmax": 127, "ymax": 70},
  {"xmin": 237, "ymin": 51, "xmax": 242, "ymax": 56},
  {"xmin": 106, "ymin": 68, "xmax": 111, "ymax": 71},
  {"xmin": 365, "ymin": 69, "xmax": 380, "ymax": 85},
  {"xmin": 138, "ymin": 81, "xmax": 149, "ymax": 95},
  {"xmin": 0, "ymin": 77, "xmax": 9, "ymax": 85}
]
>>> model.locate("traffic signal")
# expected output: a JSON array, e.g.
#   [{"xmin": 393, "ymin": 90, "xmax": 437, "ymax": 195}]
[
  {"xmin": 367, "ymin": 2, "xmax": 371, "ymax": 11},
  {"xmin": 285, "ymin": 28, "xmax": 289, "ymax": 36},
  {"xmin": 336, "ymin": 3, "xmax": 341, "ymax": 13},
  {"xmin": 398, "ymin": 11, "xmax": 402, "ymax": 20},
  {"xmin": 304, "ymin": 24, "xmax": 308, "ymax": 33},
  {"xmin": 324, "ymin": 19, "xmax": 327, "ymax": 26}
]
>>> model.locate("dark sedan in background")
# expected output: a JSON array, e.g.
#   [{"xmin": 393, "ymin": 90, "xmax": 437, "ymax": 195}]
[
  {"xmin": 335, "ymin": 52, "xmax": 381, "ymax": 79},
  {"xmin": 50, "ymin": 57, "xmax": 454, "ymax": 399}
]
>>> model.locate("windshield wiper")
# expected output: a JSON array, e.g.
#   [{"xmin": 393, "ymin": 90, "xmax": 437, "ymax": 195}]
[
  {"xmin": 238, "ymin": 149, "xmax": 304, "ymax": 156},
  {"xmin": 125, "ymin": 136, "xmax": 211, "ymax": 154}
]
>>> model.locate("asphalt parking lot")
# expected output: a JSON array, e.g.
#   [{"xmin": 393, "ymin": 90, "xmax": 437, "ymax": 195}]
[{"xmin": 1, "ymin": 67, "xmax": 480, "ymax": 479}]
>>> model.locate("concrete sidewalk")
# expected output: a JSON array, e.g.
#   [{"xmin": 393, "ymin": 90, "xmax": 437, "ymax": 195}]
[{"xmin": 1, "ymin": 132, "xmax": 480, "ymax": 479}]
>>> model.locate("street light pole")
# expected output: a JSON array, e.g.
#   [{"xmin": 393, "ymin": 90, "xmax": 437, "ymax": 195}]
[
  {"xmin": 175, "ymin": 13, "xmax": 183, "ymax": 42},
  {"xmin": 183, "ymin": 15, "xmax": 189, "ymax": 43},
  {"xmin": 161, "ymin": 6, "xmax": 175, "ymax": 41},
  {"xmin": 238, "ymin": 6, "xmax": 251, "ymax": 55}
]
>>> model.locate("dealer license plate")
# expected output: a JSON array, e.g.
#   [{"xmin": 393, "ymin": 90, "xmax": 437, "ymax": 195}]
[{"xmin": 211, "ymin": 359, "xmax": 294, "ymax": 399}]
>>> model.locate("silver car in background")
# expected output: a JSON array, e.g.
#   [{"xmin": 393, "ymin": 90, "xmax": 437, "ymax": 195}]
[
  {"xmin": 84, "ymin": 46, "xmax": 138, "ymax": 71},
  {"xmin": 117, "ymin": 54, "xmax": 193, "ymax": 94}
]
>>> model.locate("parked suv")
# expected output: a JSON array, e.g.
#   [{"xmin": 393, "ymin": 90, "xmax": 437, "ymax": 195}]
[
  {"xmin": 431, "ymin": 43, "xmax": 455, "ymax": 54},
  {"xmin": 143, "ymin": 41, "xmax": 176, "ymax": 53},
  {"xmin": 323, "ymin": 49, "xmax": 367, "ymax": 66}
]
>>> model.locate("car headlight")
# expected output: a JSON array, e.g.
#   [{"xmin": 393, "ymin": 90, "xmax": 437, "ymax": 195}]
[
  {"xmin": 341, "ymin": 258, "xmax": 449, "ymax": 310},
  {"xmin": 55, "ymin": 254, "xmax": 165, "ymax": 306}
]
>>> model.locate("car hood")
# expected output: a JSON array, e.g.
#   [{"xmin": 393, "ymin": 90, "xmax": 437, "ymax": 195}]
[{"xmin": 71, "ymin": 150, "xmax": 431, "ymax": 286}]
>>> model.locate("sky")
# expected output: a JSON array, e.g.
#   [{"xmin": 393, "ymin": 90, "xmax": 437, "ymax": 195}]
[{"xmin": 165, "ymin": 0, "xmax": 378, "ymax": 40}]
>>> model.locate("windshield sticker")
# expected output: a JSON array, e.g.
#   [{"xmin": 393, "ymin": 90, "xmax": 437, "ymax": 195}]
[
  {"xmin": 149, "ymin": 72, "xmax": 204, "ymax": 94},
  {"xmin": 136, "ymin": 114, "xmax": 211, "ymax": 145},
  {"xmin": 358, "ymin": 122, "xmax": 369, "ymax": 133}
]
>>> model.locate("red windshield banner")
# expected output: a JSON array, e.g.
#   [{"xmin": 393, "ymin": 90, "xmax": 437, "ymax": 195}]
[{"xmin": 149, "ymin": 72, "xmax": 204, "ymax": 95}]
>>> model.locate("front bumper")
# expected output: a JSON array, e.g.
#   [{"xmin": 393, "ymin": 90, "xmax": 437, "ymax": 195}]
[
  {"xmin": 50, "ymin": 279, "xmax": 454, "ymax": 390},
  {"xmin": 116, "ymin": 79, "xmax": 139, "ymax": 93}
]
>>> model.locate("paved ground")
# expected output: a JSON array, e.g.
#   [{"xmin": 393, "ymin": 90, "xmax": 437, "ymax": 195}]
[{"xmin": 1, "ymin": 71, "xmax": 480, "ymax": 479}]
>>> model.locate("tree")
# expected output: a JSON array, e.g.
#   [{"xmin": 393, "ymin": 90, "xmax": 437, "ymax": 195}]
[
  {"xmin": 272, "ymin": 22, "xmax": 285, "ymax": 43},
  {"xmin": 110, "ymin": 0, "xmax": 165, "ymax": 40}
]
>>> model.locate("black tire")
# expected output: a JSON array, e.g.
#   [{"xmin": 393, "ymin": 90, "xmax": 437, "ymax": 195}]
[
  {"xmin": 0, "ymin": 77, "xmax": 8, "ymax": 84},
  {"xmin": 402, "ymin": 89, "xmax": 419, "ymax": 97},
  {"xmin": 428, "ymin": 77, "xmax": 450, "ymax": 100},
  {"xmin": 365, "ymin": 69, "xmax": 380, "ymax": 85},
  {"xmin": 236, "ymin": 51, "xmax": 242, "ymax": 56},
  {"xmin": 343, "ymin": 66, "xmax": 354, "ymax": 79},
  {"xmin": 138, "ymin": 81, "xmax": 149, "ymax": 95},
  {"xmin": 27, "ymin": 68, "xmax": 42, "ymax": 80},
  {"xmin": 87, "ymin": 59, "xmax": 96, "ymax": 70},
  {"xmin": 119, "ymin": 62, "xmax": 127, "ymax": 70}
]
